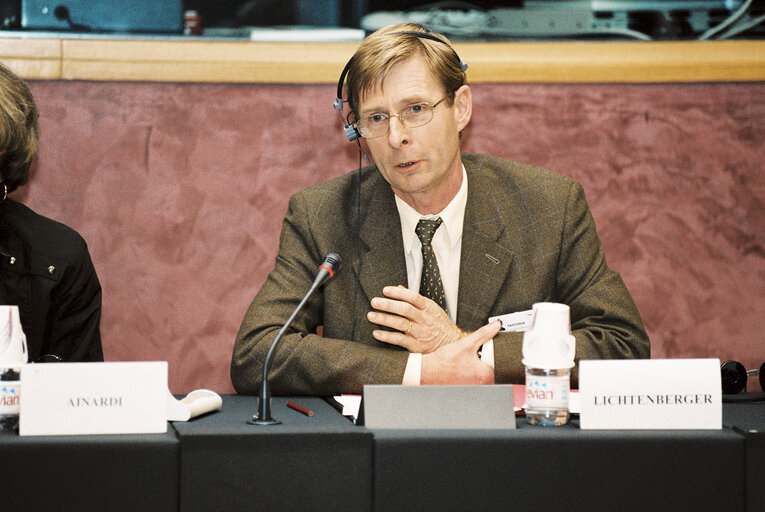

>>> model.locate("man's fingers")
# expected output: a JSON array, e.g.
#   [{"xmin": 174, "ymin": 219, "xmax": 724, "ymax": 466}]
[
  {"xmin": 381, "ymin": 286, "xmax": 428, "ymax": 308},
  {"xmin": 367, "ymin": 310, "xmax": 411, "ymax": 332},
  {"xmin": 372, "ymin": 329, "xmax": 415, "ymax": 351},
  {"xmin": 463, "ymin": 320, "xmax": 501, "ymax": 351},
  {"xmin": 370, "ymin": 296, "xmax": 416, "ymax": 319}
]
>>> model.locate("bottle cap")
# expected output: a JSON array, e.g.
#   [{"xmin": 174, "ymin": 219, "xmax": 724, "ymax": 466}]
[{"xmin": 521, "ymin": 302, "xmax": 575, "ymax": 369}]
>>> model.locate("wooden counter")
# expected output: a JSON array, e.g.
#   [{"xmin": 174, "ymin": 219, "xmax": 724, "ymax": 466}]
[{"xmin": 2, "ymin": 36, "xmax": 765, "ymax": 83}]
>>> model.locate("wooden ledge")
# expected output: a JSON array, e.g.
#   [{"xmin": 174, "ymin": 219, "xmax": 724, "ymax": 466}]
[{"xmin": 2, "ymin": 36, "xmax": 764, "ymax": 83}]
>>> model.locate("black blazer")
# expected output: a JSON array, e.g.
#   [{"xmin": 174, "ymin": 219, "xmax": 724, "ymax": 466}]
[{"xmin": 0, "ymin": 198, "xmax": 103, "ymax": 362}]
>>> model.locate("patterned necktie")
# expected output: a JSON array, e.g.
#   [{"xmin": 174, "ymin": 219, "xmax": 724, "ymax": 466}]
[{"xmin": 416, "ymin": 218, "xmax": 447, "ymax": 313}]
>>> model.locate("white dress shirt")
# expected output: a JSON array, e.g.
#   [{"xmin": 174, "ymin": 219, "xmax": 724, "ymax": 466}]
[{"xmin": 394, "ymin": 166, "xmax": 494, "ymax": 385}]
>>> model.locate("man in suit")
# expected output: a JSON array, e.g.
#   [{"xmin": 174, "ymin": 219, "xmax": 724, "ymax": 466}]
[{"xmin": 231, "ymin": 23, "xmax": 649, "ymax": 396}]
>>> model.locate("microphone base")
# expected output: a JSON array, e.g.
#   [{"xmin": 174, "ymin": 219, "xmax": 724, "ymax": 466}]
[{"xmin": 247, "ymin": 416, "xmax": 281, "ymax": 426}]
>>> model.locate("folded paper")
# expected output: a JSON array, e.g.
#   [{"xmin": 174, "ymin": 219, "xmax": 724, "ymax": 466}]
[{"xmin": 167, "ymin": 389, "xmax": 222, "ymax": 421}]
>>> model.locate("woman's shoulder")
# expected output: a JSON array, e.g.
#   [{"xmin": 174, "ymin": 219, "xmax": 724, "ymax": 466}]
[{"xmin": 3, "ymin": 199, "xmax": 88, "ymax": 255}]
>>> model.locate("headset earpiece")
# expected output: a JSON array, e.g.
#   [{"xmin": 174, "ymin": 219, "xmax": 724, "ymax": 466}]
[
  {"xmin": 720, "ymin": 360, "xmax": 765, "ymax": 394},
  {"xmin": 334, "ymin": 58, "xmax": 357, "ymax": 140},
  {"xmin": 344, "ymin": 123, "xmax": 360, "ymax": 142},
  {"xmin": 721, "ymin": 360, "xmax": 748, "ymax": 394}
]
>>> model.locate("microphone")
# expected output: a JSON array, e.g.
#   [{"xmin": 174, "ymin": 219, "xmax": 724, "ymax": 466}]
[
  {"xmin": 313, "ymin": 253, "xmax": 341, "ymax": 290},
  {"xmin": 249, "ymin": 253, "xmax": 341, "ymax": 425}
]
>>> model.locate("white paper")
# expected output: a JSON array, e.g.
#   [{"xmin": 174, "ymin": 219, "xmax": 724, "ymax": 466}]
[
  {"xmin": 334, "ymin": 394, "xmax": 362, "ymax": 419},
  {"xmin": 167, "ymin": 388, "xmax": 222, "ymax": 421},
  {"xmin": 249, "ymin": 27, "xmax": 365, "ymax": 42},
  {"xmin": 579, "ymin": 358, "xmax": 722, "ymax": 430}
]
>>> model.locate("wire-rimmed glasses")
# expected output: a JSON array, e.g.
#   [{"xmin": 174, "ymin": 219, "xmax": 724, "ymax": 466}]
[{"xmin": 354, "ymin": 94, "xmax": 452, "ymax": 139}]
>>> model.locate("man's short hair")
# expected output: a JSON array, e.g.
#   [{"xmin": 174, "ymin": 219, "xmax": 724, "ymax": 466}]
[
  {"xmin": 346, "ymin": 23, "xmax": 467, "ymax": 118},
  {"xmin": 0, "ymin": 62, "xmax": 39, "ymax": 193}
]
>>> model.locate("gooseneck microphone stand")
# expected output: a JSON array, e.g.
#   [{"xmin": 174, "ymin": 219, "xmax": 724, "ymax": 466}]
[{"xmin": 249, "ymin": 254, "xmax": 341, "ymax": 425}]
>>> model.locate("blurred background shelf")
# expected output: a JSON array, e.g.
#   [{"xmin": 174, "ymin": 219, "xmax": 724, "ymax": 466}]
[{"xmin": 2, "ymin": 35, "xmax": 764, "ymax": 83}]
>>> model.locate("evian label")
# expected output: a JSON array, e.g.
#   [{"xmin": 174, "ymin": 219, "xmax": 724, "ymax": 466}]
[
  {"xmin": 0, "ymin": 380, "xmax": 21, "ymax": 415},
  {"xmin": 526, "ymin": 374, "xmax": 569, "ymax": 409}
]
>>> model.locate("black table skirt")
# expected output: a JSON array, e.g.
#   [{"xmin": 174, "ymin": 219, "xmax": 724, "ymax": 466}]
[
  {"xmin": 0, "ymin": 429, "xmax": 179, "ymax": 511},
  {"xmin": 373, "ymin": 422, "xmax": 745, "ymax": 512},
  {"xmin": 172, "ymin": 395, "xmax": 373, "ymax": 512},
  {"xmin": 1, "ymin": 394, "xmax": 762, "ymax": 512},
  {"xmin": 724, "ymin": 401, "xmax": 765, "ymax": 512}
]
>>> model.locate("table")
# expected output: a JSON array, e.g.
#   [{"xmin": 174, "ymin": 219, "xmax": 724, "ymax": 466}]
[
  {"xmin": 724, "ymin": 398, "xmax": 765, "ymax": 512},
  {"xmin": 1, "ymin": 394, "xmax": 762, "ymax": 512},
  {"xmin": 172, "ymin": 395, "xmax": 373, "ymax": 512},
  {"xmin": 0, "ymin": 428, "xmax": 179, "ymax": 511},
  {"xmin": 373, "ymin": 420, "xmax": 745, "ymax": 512}
]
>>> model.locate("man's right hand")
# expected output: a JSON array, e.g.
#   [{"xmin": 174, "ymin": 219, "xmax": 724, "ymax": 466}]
[
  {"xmin": 367, "ymin": 286, "xmax": 464, "ymax": 354},
  {"xmin": 420, "ymin": 320, "xmax": 501, "ymax": 385}
]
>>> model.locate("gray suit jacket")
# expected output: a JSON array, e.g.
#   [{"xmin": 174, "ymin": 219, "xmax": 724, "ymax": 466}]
[{"xmin": 231, "ymin": 153, "xmax": 649, "ymax": 395}]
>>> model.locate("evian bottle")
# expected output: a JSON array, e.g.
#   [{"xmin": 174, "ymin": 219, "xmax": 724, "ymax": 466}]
[
  {"xmin": 522, "ymin": 303, "xmax": 576, "ymax": 426},
  {"xmin": 0, "ymin": 306, "xmax": 28, "ymax": 430}
]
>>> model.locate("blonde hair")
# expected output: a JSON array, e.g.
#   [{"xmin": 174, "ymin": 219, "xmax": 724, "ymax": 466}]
[
  {"xmin": 346, "ymin": 23, "xmax": 466, "ymax": 118},
  {"xmin": 0, "ymin": 62, "xmax": 39, "ymax": 193}
]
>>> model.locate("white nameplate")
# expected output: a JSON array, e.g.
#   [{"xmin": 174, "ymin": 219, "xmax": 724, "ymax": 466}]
[
  {"xmin": 579, "ymin": 359, "xmax": 721, "ymax": 430},
  {"xmin": 488, "ymin": 309, "xmax": 534, "ymax": 332},
  {"xmin": 19, "ymin": 361, "xmax": 168, "ymax": 436}
]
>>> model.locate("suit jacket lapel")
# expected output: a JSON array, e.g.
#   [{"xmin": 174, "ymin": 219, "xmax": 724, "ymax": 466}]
[
  {"xmin": 347, "ymin": 160, "xmax": 515, "ymax": 330},
  {"xmin": 353, "ymin": 171, "xmax": 408, "ymax": 304},
  {"xmin": 457, "ymin": 159, "xmax": 515, "ymax": 330}
]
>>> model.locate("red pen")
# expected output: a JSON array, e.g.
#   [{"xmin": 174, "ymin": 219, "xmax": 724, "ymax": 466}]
[{"xmin": 287, "ymin": 401, "xmax": 313, "ymax": 417}]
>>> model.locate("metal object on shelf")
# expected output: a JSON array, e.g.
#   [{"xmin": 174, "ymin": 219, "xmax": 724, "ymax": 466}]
[{"xmin": 361, "ymin": 1, "xmax": 763, "ymax": 41}]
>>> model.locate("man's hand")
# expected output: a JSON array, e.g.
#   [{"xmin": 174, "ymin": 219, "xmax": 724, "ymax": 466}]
[
  {"xmin": 367, "ymin": 286, "xmax": 464, "ymax": 353},
  {"xmin": 421, "ymin": 320, "xmax": 500, "ymax": 385}
]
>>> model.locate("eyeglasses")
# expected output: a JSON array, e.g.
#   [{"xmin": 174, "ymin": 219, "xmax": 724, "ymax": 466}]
[
  {"xmin": 720, "ymin": 360, "xmax": 764, "ymax": 394},
  {"xmin": 354, "ymin": 94, "xmax": 452, "ymax": 139}
]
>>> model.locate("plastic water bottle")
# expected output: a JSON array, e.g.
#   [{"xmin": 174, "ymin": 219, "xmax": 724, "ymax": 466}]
[
  {"xmin": 0, "ymin": 368, "xmax": 21, "ymax": 430},
  {"xmin": 522, "ymin": 303, "xmax": 576, "ymax": 426},
  {"xmin": 0, "ymin": 306, "xmax": 28, "ymax": 431}
]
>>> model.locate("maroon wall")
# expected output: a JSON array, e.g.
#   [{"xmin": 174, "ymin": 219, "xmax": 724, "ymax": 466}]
[{"xmin": 12, "ymin": 80, "xmax": 765, "ymax": 394}]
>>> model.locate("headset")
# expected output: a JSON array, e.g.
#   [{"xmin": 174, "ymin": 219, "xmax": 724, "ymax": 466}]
[
  {"xmin": 332, "ymin": 30, "xmax": 468, "ymax": 142},
  {"xmin": 721, "ymin": 360, "xmax": 764, "ymax": 394}
]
